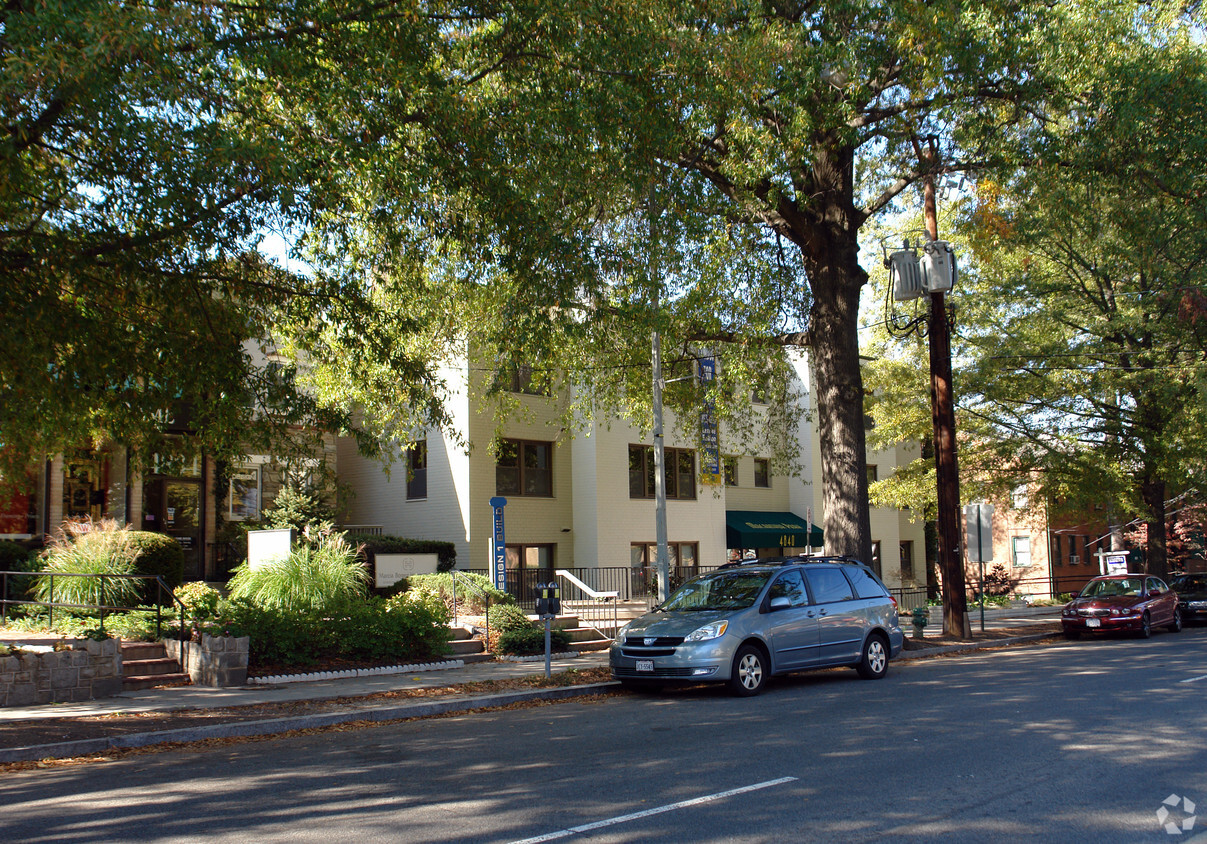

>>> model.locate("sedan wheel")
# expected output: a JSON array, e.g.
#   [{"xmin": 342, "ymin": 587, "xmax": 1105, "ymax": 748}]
[
  {"xmin": 1168, "ymin": 607, "xmax": 1183, "ymax": 633},
  {"xmin": 856, "ymin": 634, "xmax": 889, "ymax": 679},
  {"xmin": 728, "ymin": 645, "xmax": 767, "ymax": 696},
  {"xmin": 1138, "ymin": 612, "xmax": 1152, "ymax": 639}
]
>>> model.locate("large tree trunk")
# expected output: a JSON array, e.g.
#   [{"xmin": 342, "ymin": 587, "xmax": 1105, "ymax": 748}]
[
  {"xmin": 1140, "ymin": 476, "xmax": 1168, "ymax": 578},
  {"xmin": 804, "ymin": 241, "xmax": 873, "ymax": 565}
]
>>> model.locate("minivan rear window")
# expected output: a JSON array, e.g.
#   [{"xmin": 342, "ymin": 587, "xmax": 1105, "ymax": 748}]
[{"xmin": 843, "ymin": 566, "xmax": 890, "ymax": 600}]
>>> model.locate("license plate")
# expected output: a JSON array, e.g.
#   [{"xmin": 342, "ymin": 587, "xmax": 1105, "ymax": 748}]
[
  {"xmin": 635, "ymin": 659, "xmax": 654, "ymax": 672},
  {"xmin": 1086, "ymin": 618, "xmax": 1101, "ymax": 628}
]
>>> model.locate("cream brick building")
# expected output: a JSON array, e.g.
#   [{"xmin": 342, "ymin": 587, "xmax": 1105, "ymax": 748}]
[{"xmin": 336, "ymin": 348, "xmax": 927, "ymax": 598}]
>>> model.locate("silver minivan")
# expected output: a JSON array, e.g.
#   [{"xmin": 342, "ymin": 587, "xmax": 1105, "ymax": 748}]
[{"xmin": 610, "ymin": 557, "xmax": 904, "ymax": 696}]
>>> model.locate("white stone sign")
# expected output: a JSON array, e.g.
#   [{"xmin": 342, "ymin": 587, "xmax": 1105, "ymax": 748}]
[{"xmin": 375, "ymin": 553, "xmax": 440, "ymax": 588}]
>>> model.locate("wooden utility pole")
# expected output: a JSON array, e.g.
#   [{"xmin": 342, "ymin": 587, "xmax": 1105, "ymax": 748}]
[{"xmin": 924, "ymin": 159, "xmax": 969, "ymax": 638}]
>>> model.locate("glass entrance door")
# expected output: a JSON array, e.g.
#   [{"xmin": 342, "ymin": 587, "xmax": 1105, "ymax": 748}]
[{"xmin": 144, "ymin": 478, "xmax": 203, "ymax": 580}]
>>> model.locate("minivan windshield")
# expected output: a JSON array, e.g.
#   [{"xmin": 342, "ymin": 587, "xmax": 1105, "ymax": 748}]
[{"xmin": 662, "ymin": 570, "xmax": 771, "ymax": 611}]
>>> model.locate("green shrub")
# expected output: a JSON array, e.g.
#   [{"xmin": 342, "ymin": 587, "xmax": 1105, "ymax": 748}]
[
  {"xmin": 174, "ymin": 581, "xmax": 223, "ymax": 623},
  {"xmin": 408, "ymin": 571, "xmax": 511, "ymax": 613},
  {"xmin": 34, "ymin": 520, "xmax": 142, "ymax": 609},
  {"xmin": 228, "ymin": 531, "xmax": 369, "ymax": 613},
  {"xmin": 126, "ymin": 531, "xmax": 186, "ymax": 600},
  {"xmin": 0, "ymin": 540, "xmax": 38, "ymax": 606},
  {"xmin": 489, "ymin": 602, "xmax": 533, "ymax": 632},
  {"xmin": 346, "ymin": 533, "xmax": 457, "ymax": 576},
  {"xmin": 486, "ymin": 602, "xmax": 535, "ymax": 651},
  {"xmin": 227, "ymin": 588, "xmax": 452, "ymax": 670},
  {"xmin": 0, "ymin": 539, "xmax": 34, "ymax": 572},
  {"xmin": 328, "ymin": 591, "xmax": 451, "ymax": 661},
  {"xmin": 227, "ymin": 601, "xmax": 323, "ymax": 667},
  {"xmin": 497, "ymin": 626, "xmax": 571, "ymax": 656}
]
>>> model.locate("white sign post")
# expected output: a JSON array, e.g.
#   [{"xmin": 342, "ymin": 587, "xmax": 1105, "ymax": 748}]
[{"xmin": 247, "ymin": 529, "xmax": 294, "ymax": 570}]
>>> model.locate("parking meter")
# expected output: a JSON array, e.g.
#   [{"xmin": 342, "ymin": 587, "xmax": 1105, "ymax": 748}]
[{"xmin": 535, "ymin": 582, "xmax": 561, "ymax": 617}]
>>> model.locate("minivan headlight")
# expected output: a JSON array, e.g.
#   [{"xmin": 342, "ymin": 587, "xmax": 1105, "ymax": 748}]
[{"xmin": 685, "ymin": 620, "xmax": 729, "ymax": 642}]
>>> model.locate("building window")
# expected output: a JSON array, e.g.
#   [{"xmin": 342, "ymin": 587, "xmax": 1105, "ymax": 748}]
[
  {"xmin": 498, "ymin": 363, "xmax": 550, "ymax": 396},
  {"xmin": 900, "ymin": 540, "xmax": 914, "ymax": 581},
  {"xmin": 867, "ymin": 464, "xmax": 879, "ymax": 485},
  {"xmin": 496, "ymin": 439, "xmax": 552, "ymax": 497},
  {"xmin": 723, "ymin": 456, "xmax": 738, "ymax": 487},
  {"xmin": 406, "ymin": 441, "xmax": 428, "ymax": 500},
  {"xmin": 1012, "ymin": 536, "xmax": 1032, "ymax": 568},
  {"xmin": 870, "ymin": 540, "xmax": 882, "ymax": 577},
  {"xmin": 228, "ymin": 466, "xmax": 261, "ymax": 521},
  {"xmin": 1012, "ymin": 484, "xmax": 1028, "ymax": 509},
  {"xmin": 628, "ymin": 445, "xmax": 696, "ymax": 500},
  {"xmin": 753, "ymin": 458, "xmax": 770, "ymax": 489}
]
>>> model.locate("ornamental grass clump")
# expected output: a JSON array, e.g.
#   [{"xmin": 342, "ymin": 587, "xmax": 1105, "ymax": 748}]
[
  {"xmin": 227, "ymin": 530, "xmax": 368, "ymax": 614},
  {"xmin": 34, "ymin": 519, "xmax": 143, "ymax": 609}
]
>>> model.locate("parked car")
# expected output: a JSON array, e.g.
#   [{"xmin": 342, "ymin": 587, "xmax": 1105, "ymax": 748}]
[
  {"xmin": 609, "ymin": 556, "xmax": 903, "ymax": 696},
  {"xmin": 1061, "ymin": 574, "xmax": 1182, "ymax": 639},
  {"xmin": 1170, "ymin": 573, "xmax": 1207, "ymax": 623}
]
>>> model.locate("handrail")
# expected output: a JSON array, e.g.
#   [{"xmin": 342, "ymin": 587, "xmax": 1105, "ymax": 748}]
[
  {"xmin": 0, "ymin": 570, "xmax": 187, "ymax": 643},
  {"xmin": 554, "ymin": 569, "xmax": 618, "ymax": 641},
  {"xmin": 448, "ymin": 570, "xmax": 490, "ymax": 654},
  {"xmin": 554, "ymin": 568, "xmax": 618, "ymax": 601}
]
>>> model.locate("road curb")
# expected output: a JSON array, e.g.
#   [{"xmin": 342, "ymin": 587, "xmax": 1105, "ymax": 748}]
[
  {"xmin": 0, "ymin": 682, "xmax": 621, "ymax": 764},
  {"xmin": 898, "ymin": 631, "xmax": 1061, "ymax": 661}
]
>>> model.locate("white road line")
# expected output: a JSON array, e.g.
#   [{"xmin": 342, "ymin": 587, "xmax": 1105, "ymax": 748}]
[
  {"xmin": 1179, "ymin": 674, "xmax": 1207, "ymax": 684},
  {"xmin": 508, "ymin": 776, "xmax": 799, "ymax": 844}
]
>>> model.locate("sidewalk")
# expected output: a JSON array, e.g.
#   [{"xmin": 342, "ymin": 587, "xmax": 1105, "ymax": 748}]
[{"xmin": 0, "ymin": 611, "xmax": 1063, "ymax": 764}]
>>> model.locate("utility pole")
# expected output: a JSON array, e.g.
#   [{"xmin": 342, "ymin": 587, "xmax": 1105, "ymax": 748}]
[
  {"xmin": 649, "ymin": 183, "xmax": 671, "ymax": 604},
  {"xmin": 924, "ymin": 155, "xmax": 969, "ymax": 638}
]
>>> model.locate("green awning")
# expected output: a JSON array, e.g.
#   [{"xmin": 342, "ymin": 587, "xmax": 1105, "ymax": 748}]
[{"xmin": 725, "ymin": 510, "xmax": 823, "ymax": 549}]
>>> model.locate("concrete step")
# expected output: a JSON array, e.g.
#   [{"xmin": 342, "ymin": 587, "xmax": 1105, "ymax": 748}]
[
  {"xmin": 448, "ymin": 638, "xmax": 486, "ymax": 656},
  {"xmin": 124, "ymin": 657, "xmax": 184, "ymax": 676},
  {"xmin": 122, "ymin": 673, "xmax": 192, "ymax": 691},
  {"xmin": 121, "ymin": 642, "xmax": 167, "ymax": 662},
  {"xmin": 460, "ymin": 653, "xmax": 496, "ymax": 664},
  {"xmin": 121, "ymin": 640, "xmax": 190, "ymax": 689},
  {"xmin": 447, "ymin": 625, "xmax": 475, "ymax": 641}
]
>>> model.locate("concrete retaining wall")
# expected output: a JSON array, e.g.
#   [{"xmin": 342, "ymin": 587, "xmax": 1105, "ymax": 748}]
[
  {"xmin": 163, "ymin": 634, "xmax": 249, "ymax": 687},
  {"xmin": 0, "ymin": 639, "xmax": 122, "ymax": 707}
]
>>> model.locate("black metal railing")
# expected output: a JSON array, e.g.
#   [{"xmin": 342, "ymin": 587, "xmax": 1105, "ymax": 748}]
[
  {"xmin": 0, "ymin": 570, "xmax": 187, "ymax": 642},
  {"xmin": 461, "ymin": 565, "xmax": 723, "ymax": 607}
]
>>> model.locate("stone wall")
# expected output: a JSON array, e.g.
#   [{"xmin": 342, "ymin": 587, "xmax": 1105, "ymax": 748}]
[
  {"xmin": 0, "ymin": 639, "xmax": 122, "ymax": 707},
  {"xmin": 162, "ymin": 634, "xmax": 249, "ymax": 687}
]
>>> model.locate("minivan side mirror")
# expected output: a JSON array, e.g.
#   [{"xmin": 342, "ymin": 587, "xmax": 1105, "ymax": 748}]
[{"xmin": 769, "ymin": 596, "xmax": 792, "ymax": 611}]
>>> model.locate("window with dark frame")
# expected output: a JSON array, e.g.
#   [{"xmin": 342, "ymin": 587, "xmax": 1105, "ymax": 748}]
[
  {"xmin": 496, "ymin": 439, "xmax": 553, "ymax": 497},
  {"xmin": 723, "ymin": 456, "xmax": 738, "ymax": 487},
  {"xmin": 499, "ymin": 363, "xmax": 550, "ymax": 396},
  {"xmin": 753, "ymin": 458, "xmax": 770, "ymax": 488},
  {"xmin": 628, "ymin": 445, "xmax": 697, "ymax": 500},
  {"xmin": 899, "ymin": 540, "xmax": 914, "ymax": 581},
  {"xmin": 406, "ymin": 440, "xmax": 428, "ymax": 500}
]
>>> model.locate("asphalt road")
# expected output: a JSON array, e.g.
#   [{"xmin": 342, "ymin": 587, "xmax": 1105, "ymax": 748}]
[{"xmin": 5, "ymin": 627, "xmax": 1207, "ymax": 843}]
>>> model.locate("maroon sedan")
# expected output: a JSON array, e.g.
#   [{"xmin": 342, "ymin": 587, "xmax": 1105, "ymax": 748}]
[{"xmin": 1061, "ymin": 574, "xmax": 1183, "ymax": 639}]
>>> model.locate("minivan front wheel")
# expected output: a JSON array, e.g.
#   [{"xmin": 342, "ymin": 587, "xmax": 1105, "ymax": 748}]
[
  {"xmin": 728, "ymin": 645, "xmax": 768, "ymax": 696},
  {"xmin": 856, "ymin": 634, "xmax": 889, "ymax": 679}
]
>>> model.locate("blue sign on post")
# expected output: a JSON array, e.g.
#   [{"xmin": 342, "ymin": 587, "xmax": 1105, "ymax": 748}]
[
  {"xmin": 699, "ymin": 357, "xmax": 721, "ymax": 482},
  {"xmin": 489, "ymin": 496, "xmax": 507, "ymax": 592}
]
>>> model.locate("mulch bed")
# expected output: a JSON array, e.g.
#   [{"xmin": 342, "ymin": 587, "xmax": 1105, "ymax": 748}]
[{"xmin": 0, "ymin": 667, "xmax": 613, "ymax": 753}]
